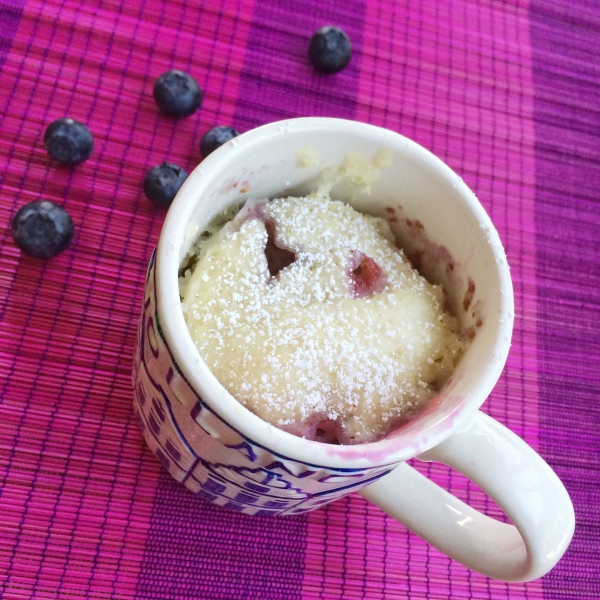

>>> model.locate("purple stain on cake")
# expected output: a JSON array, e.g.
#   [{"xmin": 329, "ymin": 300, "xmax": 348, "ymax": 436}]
[
  {"xmin": 280, "ymin": 413, "xmax": 356, "ymax": 445},
  {"xmin": 348, "ymin": 251, "xmax": 386, "ymax": 298}
]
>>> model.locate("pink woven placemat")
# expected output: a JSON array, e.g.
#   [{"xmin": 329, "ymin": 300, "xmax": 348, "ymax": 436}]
[{"xmin": 1, "ymin": 0, "xmax": 598, "ymax": 598}]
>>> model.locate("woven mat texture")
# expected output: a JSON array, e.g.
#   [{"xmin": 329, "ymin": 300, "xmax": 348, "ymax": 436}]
[{"xmin": 0, "ymin": 0, "xmax": 599, "ymax": 598}]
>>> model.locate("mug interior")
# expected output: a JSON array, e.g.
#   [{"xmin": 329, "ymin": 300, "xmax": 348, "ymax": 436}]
[{"xmin": 157, "ymin": 118, "xmax": 514, "ymax": 469}]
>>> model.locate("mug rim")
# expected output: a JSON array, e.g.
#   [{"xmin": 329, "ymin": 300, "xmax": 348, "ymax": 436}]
[{"xmin": 154, "ymin": 117, "xmax": 514, "ymax": 469}]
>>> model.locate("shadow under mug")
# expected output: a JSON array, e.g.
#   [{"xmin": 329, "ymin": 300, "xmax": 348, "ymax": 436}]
[{"xmin": 133, "ymin": 117, "xmax": 574, "ymax": 582}]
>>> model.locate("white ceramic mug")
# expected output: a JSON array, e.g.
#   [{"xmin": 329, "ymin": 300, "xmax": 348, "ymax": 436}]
[{"xmin": 133, "ymin": 117, "xmax": 574, "ymax": 582}]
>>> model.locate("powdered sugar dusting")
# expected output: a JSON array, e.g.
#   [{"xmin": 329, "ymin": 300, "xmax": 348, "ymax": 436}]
[{"xmin": 181, "ymin": 189, "xmax": 468, "ymax": 444}]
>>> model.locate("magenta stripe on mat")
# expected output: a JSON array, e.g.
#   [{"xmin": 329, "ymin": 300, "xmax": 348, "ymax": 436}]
[
  {"xmin": 136, "ymin": 472, "xmax": 308, "ymax": 600},
  {"xmin": 529, "ymin": 3, "xmax": 600, "ymax": 598},
  {"xmin": 0, "ymin": 0, "xmax": 256, "ymax": 597},
  {"xmin": 0, "ymin": 0, "xmax": 166, "ymax": 595}
]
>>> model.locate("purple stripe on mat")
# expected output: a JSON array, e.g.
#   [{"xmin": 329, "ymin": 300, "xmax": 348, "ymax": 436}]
[
  {"xmin": 232, "ymin": 0, "xmax": 367, "ymax": 132},
  {"xmin": 231, "ymin": 2, "xmax": 366, "ymax": 597},
  {"xmin": 530, "ymin": 3, "xmax": 600, "ymax": 598},
  {"xmin": 137, "ymin": 3, "xmax": 367, "ymax": 598},
  {"xmin": 0, "ymin": 1, "xmax": 26, "ymax": 76},
  {"xmin": 135, "ymin": 471, "xmax": 308, "ymax": 600}
]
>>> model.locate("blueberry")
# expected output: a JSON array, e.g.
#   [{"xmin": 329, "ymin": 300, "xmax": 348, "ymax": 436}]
[
  {"xmin": 200, "ymin": 126, "xmax": 240, "ymax": 158},
  {"xmin": 308, "ymin": 26, "xmax": 352, "ymax": 74},
  {"xmin": 143, "ymin": 162, "xmax": 188, "ymax": 208},
  {"xmin": 153, "ymin": 70, "xmax": 202, "ymax": 118},
  {"xmin": 11, "ymin": 200, "xmax": 74, "ymax": 259},
  {"xmin": 44, "ymin": 118, "xmax": 94, "ymax": 166}
]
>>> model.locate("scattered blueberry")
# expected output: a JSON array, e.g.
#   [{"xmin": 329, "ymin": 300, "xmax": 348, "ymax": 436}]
[
  {"xmin": 44, "ymin": 118, "xmax": 94, "ymax": 166},
  {"xmin": 143, "ymin": 162, "xmax": 188, "ymax": 208},
  {"xmin": 11, "ymin": 200, "xmax": 74, "ymax": 259},
  {"xmin": 200, "ymin": 125, "xmax": 240, "ymax": 157},
  {"xmin": 153, "ymin": 70, "xmax": 202, "ymax": 118},
  {"xmin": 308, "ymin": 26, "xmax": 352, "ymax": 74}
]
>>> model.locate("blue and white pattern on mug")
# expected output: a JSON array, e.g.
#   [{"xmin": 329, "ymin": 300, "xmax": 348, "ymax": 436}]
[{"xmin": 133, "ymin": 250, "xmax": 394, "ymax": 516}]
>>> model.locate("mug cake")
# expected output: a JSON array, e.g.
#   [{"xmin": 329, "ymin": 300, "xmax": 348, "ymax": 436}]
[{"xmin": 179, "ymin": 186, "xmax": 468, "ymax": 444}]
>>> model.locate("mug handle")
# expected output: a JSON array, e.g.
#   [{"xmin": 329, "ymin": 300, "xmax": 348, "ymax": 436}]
[{"xmin": 358, "ymin": 410, "xmax": 575, "ymax": 582}]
